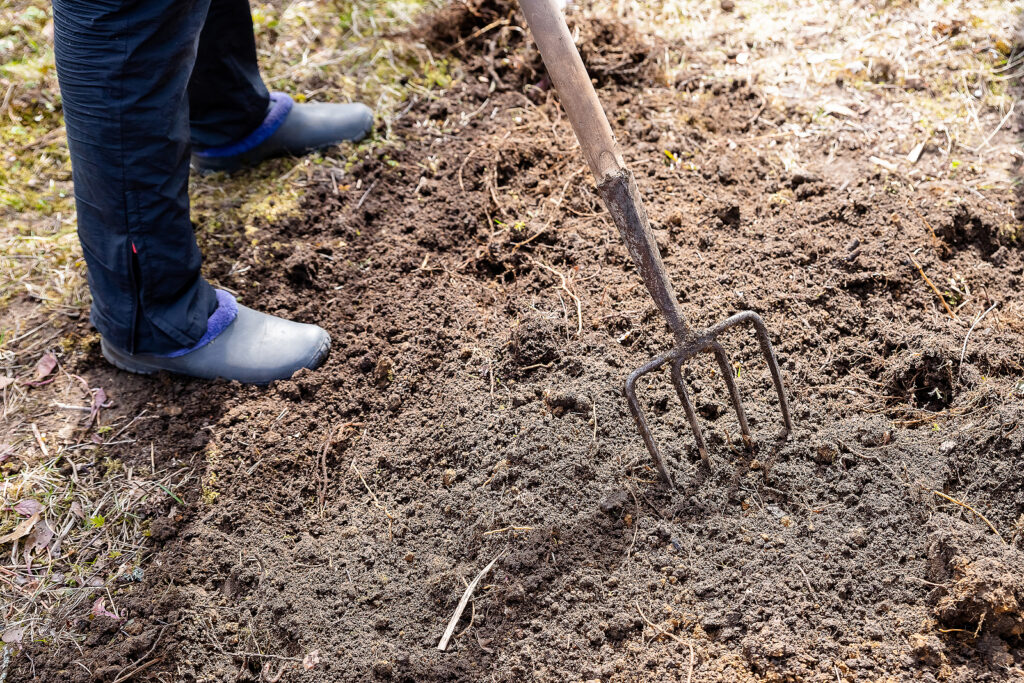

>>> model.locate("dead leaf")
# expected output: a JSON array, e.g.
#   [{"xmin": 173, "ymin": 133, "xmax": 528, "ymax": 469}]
[
  {"xmin": 91, "ymin": 598, "xmax": 120, "ymax": 620},
  {"xmin": 0, "ymin": 443, "xmax": 13, "ymax": 463},
  {"xmin": 13, "ymin": 499, "xmax": 44, "ymax": 517},
  {"xmin": 25, "ymin": 520, "xmax": 54, "ymax": 554},
  {"xmin": 303, "ymin": 650, "xmax": 320, "ymax": 670},
  {"xmin": 0, "ymin": 512, "xmax": 40, "ymax": 545},
  {"xmin": 33, "ymin": 353, "xmax": 57, "ymax": 381},
  {"xmin": 1, "ymin": 626, "xmax": 24, "ymax": 644},
  {"xmin": 0, "ymin": 376, "xmax": 14, "ymax": 390},
  {"xmin": 88, "ymin": 387, "xmax": 109, "ymax": 426}
]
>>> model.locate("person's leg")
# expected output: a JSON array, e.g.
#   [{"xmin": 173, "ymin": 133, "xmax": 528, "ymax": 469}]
[
  {"xmin": 52, "ymin": 0, "xmax": 217, "ymax": 355},
  {"xmin": 53, "ymin": 0, "xmax": 331, "ymax": 382},
  {"xmin": 188, "ymin": 0, "xmax": 270, "ymax": 149}
]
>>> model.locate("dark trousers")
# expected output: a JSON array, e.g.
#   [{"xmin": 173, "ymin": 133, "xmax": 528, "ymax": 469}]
[{"xmin": 52, "ymin": 0, "xmax": 270, "ymax": 354}]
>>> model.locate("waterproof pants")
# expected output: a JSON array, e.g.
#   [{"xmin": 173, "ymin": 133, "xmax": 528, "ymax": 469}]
[{"xmin": 52, "ymin": 0, "xmax": 270, "ymax": 354}]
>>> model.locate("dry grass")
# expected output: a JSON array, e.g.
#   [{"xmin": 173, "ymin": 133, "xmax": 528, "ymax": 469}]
[
  {"xmin": 0, "ymin": 0, "xmax": 1020, "ymax": 675},
  {"xmin": 607, "ymin": 0, "xmax": 1020, "ymax": 228},
  {"xmin": 0, "ymin": 0, "xmax": 443, "ymax": 671}
]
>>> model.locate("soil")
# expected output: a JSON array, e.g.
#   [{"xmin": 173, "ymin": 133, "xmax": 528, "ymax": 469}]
[{"xmin": 18, "ymin": 3, "xmax": 1024, "ymax": 681}]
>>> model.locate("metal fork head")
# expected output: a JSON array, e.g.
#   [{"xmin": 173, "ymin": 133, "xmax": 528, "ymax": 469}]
[{"xmin": 623, "ymin": 310, "xmax": 793, "ymax": 489}]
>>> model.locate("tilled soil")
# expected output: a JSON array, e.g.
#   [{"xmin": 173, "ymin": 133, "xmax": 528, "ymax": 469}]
[{"xmin": 24, "ymin": 5, "xmax": 1024, "ymax": 682}]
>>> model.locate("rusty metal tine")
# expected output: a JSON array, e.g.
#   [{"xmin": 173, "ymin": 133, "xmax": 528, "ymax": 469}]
[
  {"xmin": 710, "ymin": 341, "xmax": 753, "ymax": 447},
  {"xmin": 625, "ymin": 359, "xmax": 675, "ymax": 488},
  {"xmin": 744, "ymin": 312, "xmax": 794, "ymax": 434},
  {"xmin": 670, "ymin": 357, "xmax": 710, "ymax": 467}
]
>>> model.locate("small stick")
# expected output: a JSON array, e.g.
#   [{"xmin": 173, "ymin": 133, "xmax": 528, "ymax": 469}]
[
  {"xmin": 931, "ymin": 490, "xmax": 1005, "ymax": 545},
  {"xmin": 797, "ymin": 564, "xmax": 817, "ymax": 599},
  {"xmin": 437, "ymin": 555, "xmax": 501, "ymax": 651},
  {"xmin": 110, "ymin": 658, "xmax": 162, "ymax": 683},
  {"xmin": 113, "ymin": 625, "xmax": 168, "ymax": 683},
  {"xmin": 908, "ymin": 253, "xmax": 957, "ymax": 320},
  {"xmin": 31, "ymin": 423, "xmax": 48, "ymax": 457},
  {"xmin": 635, "ymin": 601, "xmax": 683, "ymax": 644},
  {"xmin": 351, "ymin": 457, "xmax": 394, "ymax": 539},
  {"xmin": 354, "ymin": 178, "xmax": 378, "ymax": 210},
  {"xmin": 912, "ymin": 207, "xmax": 940, "ymax": 251},
  {"xmin": 457, "ymin": 149, "xmax": 478, "ymax": 193},
  {"xmin": 317, "ymin": 426, "xmax": 336, "ymax": 516},
  {"xmin": 636, "ymin": 600, "xmax": 697, "ymax": 678},
  {"xmin": 482, "ymin": 526, "xmax": 533, "ymax": 535},
  {"xmin": 957, "ymin": 303, "xmax": 998, "ymax": 381},
  {"xmin": 531, "ymin": 259, "xmax": 583, "ymax": 336},
  {"xmin": 443, "ymin": 18, "xmax": 510, "ymax": 55}
]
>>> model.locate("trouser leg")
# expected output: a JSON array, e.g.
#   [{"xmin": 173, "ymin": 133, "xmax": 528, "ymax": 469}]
[
  {"xmin": 188, "ymin": 0, "xmax": 271, "ymax": 149},
  {"xmin": 53, "ymin": 0, "xmax": 218, "ymax": 355}
]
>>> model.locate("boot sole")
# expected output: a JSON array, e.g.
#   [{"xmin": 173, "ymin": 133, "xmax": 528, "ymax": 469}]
[
  {"xmin": 100, "ymin": 340, "xmax": 159, "ymax": 376},
  {"xmin": 100, "ymin": 335, "xmax": 331, "ymax": 384}
]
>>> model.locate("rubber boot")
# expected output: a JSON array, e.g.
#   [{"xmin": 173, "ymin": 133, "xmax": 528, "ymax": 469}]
[
  {"xmin": 102, "ymin": 300, "xmax": 331, "ymax": 384},
  {"xmin": 192, "ymin": 92, "xmax": 373, "ymax": 173}
]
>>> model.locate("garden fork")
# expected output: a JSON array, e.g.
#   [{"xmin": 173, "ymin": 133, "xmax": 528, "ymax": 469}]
[{"xmin": 518, "ymin": 0, "xmax": 793, "ymax": 488}]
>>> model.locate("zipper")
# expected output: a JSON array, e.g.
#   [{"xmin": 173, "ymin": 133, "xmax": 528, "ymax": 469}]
[{"xmin": 126, "ymin": 240, "xmax": 140, "ymax": 355}]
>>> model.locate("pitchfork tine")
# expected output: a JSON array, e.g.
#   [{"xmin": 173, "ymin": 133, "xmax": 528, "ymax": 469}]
[
  {"xmin": 670, "ymin": 357, "xmax": 710, "ymax": 466},
  {"xmin": 745, "ymin": 312, "xmax": 794, "ymax": 436},
  {"xmin": 710, "ymin": 341, "xmax": 753, "ymax": 447},
  {"xmin": 624, "ymin": 365, "xmax": 673, "ymax": 486}
]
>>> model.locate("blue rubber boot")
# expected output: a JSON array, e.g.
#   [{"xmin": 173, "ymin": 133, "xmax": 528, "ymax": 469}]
[
  {"xmin": 192, "ymin": 92, "xmax": 373, "ymax": 173},
  {"xmin": 101, "ymin": 291, "xmax": 330, "ymax": 384}
]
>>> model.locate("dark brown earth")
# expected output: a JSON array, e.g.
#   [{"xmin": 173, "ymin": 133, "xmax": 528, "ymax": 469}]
[{"xmin": 18, "ymin": 3, "xmax": 1024, "ymax": 681}]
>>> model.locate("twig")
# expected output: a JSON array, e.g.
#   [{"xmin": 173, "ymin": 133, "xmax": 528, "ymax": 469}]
[
  {"xmin": 437, "ymin": 554, "xmax": 502, "ymax": 651},
  {"xmin": 908, "ymin": 253, "xmax": 956, "ymax": 320},
  {"xmin": 797, "ymin": 564, "xmax": 817, "ymax": 599},
  {"xmin": 443, "ymin": 18, "xmax": 510, "ymax": 55},
  {"xmin": 636, "ymin": 601, "xmax": 685, "ymax": 642},
  {"xmin": 912, "ymin": 207, "xmax": 940, "ymax": 251},
  {"xmin": 957, "ymin": 303, "xmax": 998, "ymax": 382},
  {"xmin": 457, "ymin": 149, "xmax": 478, "ymax": 193},
  {"xmin": 31, "ymin": 423, "xmax": 48, "ymax": 458},
  {"xmin": 113, "ymin": 625, "xmax": 167, "ymax": 683},
  {"xmin": 351, "ymin": 458, "xmax": 394, "ymax": 539},
  {"xmin": 931, "ymin": 490, "xmax": 1005, "ymax": 545},
  {"xmin": 0, "ymin": 83, "xmax": 14, "ymax": 120},
  {"xmin": 970, "ymin": 101, "xmax": 1014, "ymax": 152},
  {"xmin": 317, "ymin": 426, "xmax": 336, "ymax": 516},
  {"xmin": 636, "ymin": 599, "xmax": 695, "ymax": 679},
  {"xmin": 111, "ymin": 658, "xmax": 162, "ymax": 683},
  {"xmin": 354, "ymin": 178, "xmax": 378, "ymax": 210},
  {"xmin": 482, "ymin": 526, "xmax": 533, "ymax": 535},
  {"xmin": 530, "ymin": 259, "xmax": 583, "ymax": 336}
]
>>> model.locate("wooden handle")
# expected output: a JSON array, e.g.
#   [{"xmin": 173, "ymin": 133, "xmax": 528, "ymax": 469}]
[{"xmin": 517, "ymin": 0, "xmax": 625, "ymax": 180}]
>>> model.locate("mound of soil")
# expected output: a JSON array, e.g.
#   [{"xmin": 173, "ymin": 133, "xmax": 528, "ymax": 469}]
[{"xmin": 20, "ymin": 6, "xmax": 1024, "ymax": 682}]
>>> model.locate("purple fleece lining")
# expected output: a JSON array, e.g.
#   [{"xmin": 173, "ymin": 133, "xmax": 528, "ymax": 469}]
[
  {"xmin": 159, "ymin": 289, "xmax": 238, "ymax": 358},
  {"xmin": 192, "ymin": 92, "xmax": 294, "ymax": 159}
]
